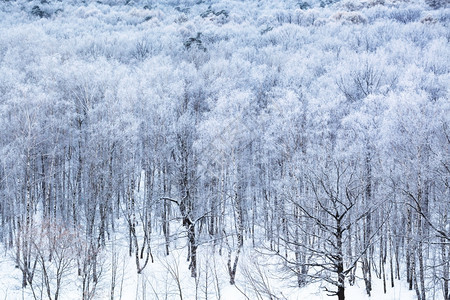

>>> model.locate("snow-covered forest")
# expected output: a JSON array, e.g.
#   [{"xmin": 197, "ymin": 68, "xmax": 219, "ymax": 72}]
[{"xmin": 0, "ymin": 0, "xmax": 448, "ymax": 299}]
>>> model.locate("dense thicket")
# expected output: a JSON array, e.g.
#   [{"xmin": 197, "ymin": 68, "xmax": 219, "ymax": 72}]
[{"xmin": 0, "ymin": 0, "xmax": 448, "ymax": 299}]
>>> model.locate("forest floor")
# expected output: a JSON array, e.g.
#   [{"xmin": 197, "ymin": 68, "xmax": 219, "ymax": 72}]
[{"xmin": 0, "ymin": 238, "xmax": 419, "ymax": 300}]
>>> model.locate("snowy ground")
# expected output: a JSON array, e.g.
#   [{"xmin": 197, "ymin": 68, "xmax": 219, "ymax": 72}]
[{"xmin": 0, "ymin": 238, "xmax": 418, "ymax": 300}]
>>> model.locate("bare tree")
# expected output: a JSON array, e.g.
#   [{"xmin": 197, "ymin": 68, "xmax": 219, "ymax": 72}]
[
  {"xmin": 282, "ymin": 161, "xmax": 385, "ymax": 300},
  {"xmin": 22, "ymin": 221, "xmax": 80, "ymax": 300}
]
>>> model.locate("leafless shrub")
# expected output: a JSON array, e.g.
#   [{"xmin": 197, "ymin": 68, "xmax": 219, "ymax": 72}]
[
  {"xmin": 420, "ymin": 15, "xmax": 437, "ymax": 24},
  {"xmin": 16, "ymin": 221, "xmax": 80, "ymax": 300},
  {"xmin": 331, "ymin": 12, "xmax": 368, "ymax": 24},
  {"xmin": 240, "ymin": 255, "xmax": 287, "ymax": 300}
]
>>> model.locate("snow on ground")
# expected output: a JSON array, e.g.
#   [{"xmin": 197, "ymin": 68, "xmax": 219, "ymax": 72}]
[{"xmin": 0, "ymin": 239, "xmax": 418, "ymax": 300}]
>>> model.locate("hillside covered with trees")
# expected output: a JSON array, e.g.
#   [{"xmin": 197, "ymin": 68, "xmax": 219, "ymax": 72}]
[{"xmin": 0, "ymin": 0, "xmax": 448, "ymax": 299}]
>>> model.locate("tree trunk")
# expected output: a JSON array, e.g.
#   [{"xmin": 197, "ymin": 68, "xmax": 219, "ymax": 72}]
[
  {"xmin": 407, "ymin": 206, "xmax": 413, "ymax": 290},
  {"xmin": 188, "ymin": 221, "xmax": 197, "ymax": 278},
  {"xmin": 389, "ymin": 231, "xmax": 395, "ymax": 288},
  {"xmin": 337, "ymin": 217, "xmax": 345, "ymax": 300},
  {"xmin": 443, "ymin": 235, "xmax": 449, "ymax": 300},
  {"xmin": 363, "ymin": 151, "xmax": 372, "ymax": 296},
  {"xmin": 337, "ymin": 286, "xmax": 345, "ymax": 300}
]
